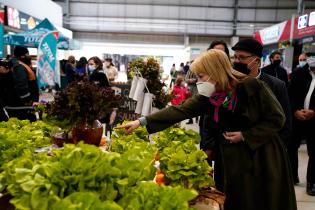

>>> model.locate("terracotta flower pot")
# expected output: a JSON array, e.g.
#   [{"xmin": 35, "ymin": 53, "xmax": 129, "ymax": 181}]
[{"xmin": 72, "ymin": 120, "xmax": 103, "ymax": 146}]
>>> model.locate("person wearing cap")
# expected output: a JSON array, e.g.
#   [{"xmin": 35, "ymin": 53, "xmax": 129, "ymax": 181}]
[
  {"xmin": 5, "ymin": 46, "xmax": 39, "ymax": 121},
  {"xmin": 261, "ymin": 51, "xmax": 289, "ymax": 86},
  {"xmin": 11, "ymin": 46, "xmax": 39, "ymax": 106},
  {"xmin": 117, "ymin": 49, "xmax": 297, "ymax": 210},
  {"xmin": 103, "ymin": 58, "xmax": 118, "ymax": 82},
  {"xmin": 231, "ymin": 38, "xmax": 292, "ymax": 147},
  {"xmin": 288, "ymin": 54, "xmax": 315, "ymax": 195}
]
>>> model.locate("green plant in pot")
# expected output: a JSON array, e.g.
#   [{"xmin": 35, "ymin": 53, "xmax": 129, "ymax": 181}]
[{"xmin": 47, "ymin": 81, "xmax": 120, "ymax": 146}]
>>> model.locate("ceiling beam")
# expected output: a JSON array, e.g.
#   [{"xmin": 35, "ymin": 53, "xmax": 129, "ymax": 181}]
[
  {"xmin": 68, "ymin": 15, "xmax": 284, "ymax": 25},
  {"xmin": 67, "ymin": 1, "xmax": 315, "ymax": 10}
]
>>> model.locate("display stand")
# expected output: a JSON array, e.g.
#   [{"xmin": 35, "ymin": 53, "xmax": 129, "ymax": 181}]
[{"xmin": 131, "ymin": 68, "xmax": 154, "ymax": 116}]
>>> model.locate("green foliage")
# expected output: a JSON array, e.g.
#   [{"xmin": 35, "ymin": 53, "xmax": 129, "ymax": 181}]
[
  {"xmin": 46, "ymin": 81, "xmax": 120, "ymax": 127},
  {"xmin": 128, "ymin": 57, "xmax": 172, "ymax": 109},
  {"xmin": 52, "ymin": 192, "xmax": 123, "ymax": 210},
  {"xmin": 0, "ymin": 143, "xmax": 157, "ymax": 210},
  {"xmin": 0, "ymin": 118, "xmax": 53, "ymax": 169},
  {"xmin": 110, "ymin": 123, "xmax": 151, "ymax": 154},
  {"xmin": 0, "ymin": 120, "xmax": 210, "ymax": 210},
  {"xmin": 118, "ymin": 181, "xmax": 198, "ymax": 210},
  {"xmin": 153, "ymin": 128, "xmax": 214, "ymax": 189}
]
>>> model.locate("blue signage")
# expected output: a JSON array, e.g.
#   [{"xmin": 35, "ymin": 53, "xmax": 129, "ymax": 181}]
[{"xmin": 0, "ymin": 23, "xmax": 3, "ymax": 58}]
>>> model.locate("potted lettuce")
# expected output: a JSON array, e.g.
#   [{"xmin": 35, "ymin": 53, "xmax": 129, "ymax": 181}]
[{"xmin": 47, "ymin": 81, "xmax": 120, "ymax": 146}]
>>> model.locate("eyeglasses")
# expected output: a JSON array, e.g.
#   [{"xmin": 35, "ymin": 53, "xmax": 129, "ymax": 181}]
[{"xmin": 234, "ymin": 55, "xmax": 254, "ymax": 62}]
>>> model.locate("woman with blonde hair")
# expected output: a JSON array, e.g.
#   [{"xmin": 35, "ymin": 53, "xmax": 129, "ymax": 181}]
[{"xmin": 118, "ymin": 49, "xmax": 296, "ymax": 210}]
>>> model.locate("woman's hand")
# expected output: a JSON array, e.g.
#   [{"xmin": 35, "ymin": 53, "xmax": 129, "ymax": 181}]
[
  {"xmin": 223, "ymin": 131, "xmax": 243, "ymax": 143},
  {"xmin": 115, "ymin": 120, "xmax": 141, "ymax": 134}
]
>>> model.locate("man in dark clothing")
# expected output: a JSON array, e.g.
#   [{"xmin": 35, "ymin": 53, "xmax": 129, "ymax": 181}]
[
  {"xmin": 183, "ymin": 61, "xmax": 190, "ymax": 75},
  {"xmin": 262, "ymin": 51, "xmax": 289, "ymax": 86},
  {"xmin": 12, "ymin": 46, "xmax": 39, "ymax": 104},
  {"xmin": 7, "ymin": 46, "xmax": 39, "ymax": 121},
  {"xmin": 288, "ymin": 54, "xmax": 315, "ymax": 195},
  {"xmin": 202, "ymin": 38, "xmax": 292, "ymax": 191}
]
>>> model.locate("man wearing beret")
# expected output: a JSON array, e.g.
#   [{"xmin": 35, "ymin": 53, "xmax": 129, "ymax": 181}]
[{"xmin": 231, "ymin": 38, "xmax": 292, "ymax": 146}]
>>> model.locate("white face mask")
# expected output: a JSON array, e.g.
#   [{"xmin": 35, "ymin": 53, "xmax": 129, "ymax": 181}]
[
  {"xmin": 306, "ymin": 57, "xmax": 315, "ymax": 68},
  {"xmin": 196, "ymin": 80, "xmax": 216, "ymax": 97},
  {"xmin": 299, "ymin": 61, "xmax": 307, "ymax": 68}
]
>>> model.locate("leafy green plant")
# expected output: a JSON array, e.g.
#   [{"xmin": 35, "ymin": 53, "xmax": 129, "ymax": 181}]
[
  {"xmin": 46, "ymin": 81, "xmax": 120, "ymax": 127},
  {"xmin": 129, "ymin": 57, "xmax": 172, "ymax": 109},
  {"xmin": 0, "ymin": 142, "xmax": 156, "ymax": 210},
  {"xmin": 0, "ymin": 118, "xmax": 53, "ymax": 169},
  {"xmin": 52, "ymin": 192, "xmax": 122, "ymax": 210},
  {"xmin": 118, "ymin": 181, "xmax": 197, "ymax": 210},
  {"xmin": 152, "ymin": 128, "xmax": 214, "ymax": 189}
]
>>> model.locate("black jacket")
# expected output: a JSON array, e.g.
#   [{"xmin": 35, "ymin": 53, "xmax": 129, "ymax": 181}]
[
  {"xmin": 259, "ymin": 72, "xmax": 292, "ymax": 144},
  {"xmin": 201, "ymin": 72, "xmax": 292, "ymax": 149},
  {"xmin": 0, "ymin": 70, "xmax": 20, "ymax": 106},
  {"xmin": 289, "ymin": 67, "xmax": 315, "ymax": 112},
  {"xmin": 11, "ymin": 58, "xmax": 39, "ymax": 104},
  {"xmin": 65, "ymin": 63, "xmax": 76, "ymax": 83},
  {"xmin": 262, "ymin": 64, "xmax": 289, "ymax": 86},
  {"xmin": 89, "ymin": 70, "xmax": 110, "ymax": 88}
]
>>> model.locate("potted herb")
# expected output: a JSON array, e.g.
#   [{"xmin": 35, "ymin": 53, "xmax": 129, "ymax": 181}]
[
  {"xmin": 129, "ymin": 57, "xmax": 173, "ymax": 112},
  {"xmin": 47, "ymin": 81, "xmax": 120, "ymax": 146}
]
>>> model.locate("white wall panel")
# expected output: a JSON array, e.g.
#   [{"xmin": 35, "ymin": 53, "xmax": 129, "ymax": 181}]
[
  {"xmin": 68, "ymin": 16, "xmax": 234, "ymax": 36},
  {"xmin": 255, "ymin": 10, "xmax": 276, "ymax": 22},
  {"xmin": 237, "ymin": 9, "xmax": 255, "ymax": 21},
  {"xmin": 70, "ymin": 3, "xmax": 234, "ymax": 21}
]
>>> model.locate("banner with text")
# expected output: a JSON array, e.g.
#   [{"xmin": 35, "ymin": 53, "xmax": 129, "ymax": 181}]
[{"xmin": 36, "ymin": 31, "xmax": 60, "ymax": 88}]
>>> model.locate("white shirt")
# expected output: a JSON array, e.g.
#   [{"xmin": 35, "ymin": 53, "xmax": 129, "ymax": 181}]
[{"xmin": 304, "ymin": 70, "xmax": 315, "ymax": 109}]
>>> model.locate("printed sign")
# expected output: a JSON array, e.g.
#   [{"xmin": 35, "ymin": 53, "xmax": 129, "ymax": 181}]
[
  {"xmin": 309, "ymin": 11, "xmax": 315, "ymax": 27},
  {"xmin": 298, "ymin": 14, "xmax": 308, "ymax": 29},
  {"xmin": 111, "ymin": 83, "xmax": 140, "ymax": 122},
  {"xmin": 36, "ymin": 31, "xmax": 60, "ymax": 88},
  {"xmin": 0, "ymin": 23, "xmax": 3, "ymax": 58}
]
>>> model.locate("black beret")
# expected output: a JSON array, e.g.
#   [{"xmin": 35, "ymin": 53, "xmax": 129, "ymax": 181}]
[
  {"xmin": 13, "ymin": 46, "xmax": 29, "ymax": 57},
  {"xmin": 232, "ymin": 38, "xmax": 263, "ymax": 58}
]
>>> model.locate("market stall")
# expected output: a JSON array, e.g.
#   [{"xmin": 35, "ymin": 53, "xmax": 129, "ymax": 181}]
[{"xmin": 0, "ymin": 61, "xmax": 224, "ymax": 209}]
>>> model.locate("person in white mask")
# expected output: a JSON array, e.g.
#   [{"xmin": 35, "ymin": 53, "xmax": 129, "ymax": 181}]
[
  {"xmin": 88, "ymin": 56, "xmax": 110, "ymax": 88},
  {"xmin": 117, "ymin": 49, "xmax": 297, "ymax": 210},
  {"xmin": 289, "ymin": 54, "xmax": 315, "ymax": 196}
]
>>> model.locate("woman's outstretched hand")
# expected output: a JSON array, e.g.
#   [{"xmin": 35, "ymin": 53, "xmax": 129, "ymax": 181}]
[{"xmin": 115, "ymin": 120, "xmax": 141, "ymax": 134}]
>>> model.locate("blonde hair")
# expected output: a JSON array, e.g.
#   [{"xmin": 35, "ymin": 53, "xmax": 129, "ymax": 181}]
[{"xmin": 190, "ymin": 49, "xmax": 248, "ymax": 92}]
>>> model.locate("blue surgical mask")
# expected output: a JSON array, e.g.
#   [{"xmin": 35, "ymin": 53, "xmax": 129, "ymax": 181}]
[
  {"xmin": 88, "ymin": 65, "xmax": 96, "ymax": 73},
  {"xmin": 299, "ymin": 61, "xmax": 307, "ymax": 68}
]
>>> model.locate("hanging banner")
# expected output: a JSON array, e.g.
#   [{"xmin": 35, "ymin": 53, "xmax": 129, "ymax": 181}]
[
  {"xmin": 253, "ymin": 20, "xmax": 291, "ymax": 45},
  {"xmin": 36, "ymin": 31, "xmax": 60, "ymax": 88},
  {"xmin": 0, "ymin": 23, "xmax": 3, "ymax": 58}
]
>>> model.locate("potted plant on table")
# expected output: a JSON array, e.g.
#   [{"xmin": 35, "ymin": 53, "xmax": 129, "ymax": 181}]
[{"xmin": 46, "ymin": 81, "xmax": 120, "ymax": 146}]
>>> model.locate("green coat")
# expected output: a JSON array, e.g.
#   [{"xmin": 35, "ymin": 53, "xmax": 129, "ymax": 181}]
[{"xmin": 146, "ymin": 78, "xmax": 297, "ymax": 210}]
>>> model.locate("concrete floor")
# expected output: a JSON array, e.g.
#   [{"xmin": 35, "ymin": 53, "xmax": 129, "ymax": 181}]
[{"xmin": 182, "ymin": 119, "xmax": 315, "ymax": 210}]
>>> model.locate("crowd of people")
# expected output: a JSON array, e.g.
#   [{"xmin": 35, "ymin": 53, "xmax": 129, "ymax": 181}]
[
  {"xmin": 0, "ymin": 38, "xmax": 314, "ymax": 210},
  {"xmin": 61, "ymin": 55, "xmax": 118, "ymax": 87},
  {"xmin": 0, "ymin": 47, "xmax": 119, "ymax": 122}
]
